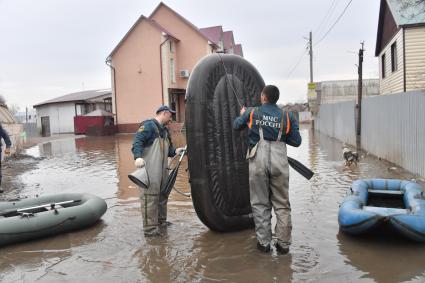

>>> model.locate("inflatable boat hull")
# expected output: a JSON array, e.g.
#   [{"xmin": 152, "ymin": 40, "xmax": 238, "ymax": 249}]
[
  {"xmin": 339, "ymin": 179, "xmax": 425, "ymax": 242},
  {"xmin": 186, "ymin": 54, "xmax": 265, "ymax": 232},
  {"xmin": 0, "ymin": 193, "xmax": 107, "ymax": 247}
]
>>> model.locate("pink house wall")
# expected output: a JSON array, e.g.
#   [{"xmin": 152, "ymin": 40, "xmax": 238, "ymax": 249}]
[
  {"xmin": 150, "ymin": 5, "xmax": 213, "ymax": 90},
  {"xmin": 111, "ymin": 20, "xmax": 163, "ymax": 131},
  {"xmin": 110, "ymin": 4, "xmax": 220, "ymax": 132}
]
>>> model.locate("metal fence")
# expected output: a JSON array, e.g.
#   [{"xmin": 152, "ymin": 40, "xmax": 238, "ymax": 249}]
[
  {"xmin": 315, "ymin": 91, "xmax": 425, "ymax": 177},
  {"xmin": 316, "ymin": 101, "xmax": 356, "ymax": 146},
  {"xmin": 361, "ymin": 91, "xmax": 425, "ymax": 178},
  {"xmin": 23, "ymin": 123, "xmax": 38, "ymax": 137}
]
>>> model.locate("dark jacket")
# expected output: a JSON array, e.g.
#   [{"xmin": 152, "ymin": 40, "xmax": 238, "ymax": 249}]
[
  {"xmin": 131, "ymin": 119, "xmax": 176, "ymax": 159},
  {"xmin": 233, "ymin": 103, "xmax": 302, "ymax": 148},
  {"xmin": 0, "ymin": 125, "xmax": 11, "ymax": 149}
]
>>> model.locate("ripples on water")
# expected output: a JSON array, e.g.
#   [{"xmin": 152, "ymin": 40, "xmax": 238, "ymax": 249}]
[{"xmin": 1, "ymin": 127, "xmax": 424, "ymax": 283}]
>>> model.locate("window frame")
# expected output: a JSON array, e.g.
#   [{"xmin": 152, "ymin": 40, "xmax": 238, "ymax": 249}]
[
  {"xmin": 391, "ymin": 42, "xmax": 398, "ymax": 72},
  {"xmin": 170, "ymin": 58, "xmax": 176, "ymax": 83},
  {"xmin": 381, "ymin": 53, "xmax": 386, "ymax": 79}
]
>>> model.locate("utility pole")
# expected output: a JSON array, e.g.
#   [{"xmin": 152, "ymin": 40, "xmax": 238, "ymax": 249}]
[
  {"xmin": 309, "ymin": 31, "xmax": 313, "ymax": 83},
  {"xmin": 356, "ymin": 42, "xmax": 364, "ymax": 146}
]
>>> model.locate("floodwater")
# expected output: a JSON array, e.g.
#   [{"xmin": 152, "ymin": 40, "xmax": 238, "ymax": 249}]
[{"xmin": 1, "ymin": 126, "xmax": 425, "ymax": 283}]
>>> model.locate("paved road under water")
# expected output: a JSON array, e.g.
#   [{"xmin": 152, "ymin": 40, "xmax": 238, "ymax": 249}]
[{"xmin": 1, "ymin": 126, "xmax": 425, "ymax": 283}]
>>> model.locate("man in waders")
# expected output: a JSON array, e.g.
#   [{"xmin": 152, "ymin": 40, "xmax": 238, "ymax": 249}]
[
  {"xmin": 233, "ymin": 85, "xmax": 301, "ymax": 254},
  {"xmin": 0, "ymin": 124, "xmax": 12, "ymax": 193},
  {"xmin": 132, "ymin": 105, "xmax": 185, "ymax": 236}
]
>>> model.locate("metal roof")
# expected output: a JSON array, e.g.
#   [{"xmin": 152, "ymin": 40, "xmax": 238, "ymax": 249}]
[
  {"xmin": 199, "ymin": 26, "xmax": 223, "ymax": 45},
  {"xmin": 387, "ymin": 0, "xmax": 425, "ymax": 26},
  {"xmin": 234, "ymin": 44, "xmax": 243, "ymax": 57},
  {"xmin": 222, "ymin": 31, "xmax": 235, "ymax": 50},
  {"xmin": 34, "ymin": 89, "xmax": 112, "ymax": 107}
]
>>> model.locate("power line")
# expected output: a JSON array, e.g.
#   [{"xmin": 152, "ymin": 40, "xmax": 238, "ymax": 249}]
[
  {"xmin": 314, "ymin": 0, "xmax": 340, "ymax": 37},
  {"xmin": 314, "ymin": 0, "xmax": 354, "ymax": 47},
  {"xmin": 286, "ymin": 49, "xmax": 308, "ymax": 78}
]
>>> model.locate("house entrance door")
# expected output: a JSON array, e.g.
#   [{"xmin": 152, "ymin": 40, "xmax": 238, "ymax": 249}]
[
  {"xmin": 41, "ymin": 116, "xmax": 50, "ymax": 137},
  {"xmin": 168, "ymin": 88, "xmax": 186, "ymax": 123}
]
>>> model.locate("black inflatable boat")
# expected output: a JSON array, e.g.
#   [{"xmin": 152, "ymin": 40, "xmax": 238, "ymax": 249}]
[{"xmin": 185, "ymin": 54, "xmax": 265, "ymax": 232}]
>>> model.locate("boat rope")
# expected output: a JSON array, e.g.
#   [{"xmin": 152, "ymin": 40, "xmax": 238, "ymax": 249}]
[
  {"xmin": 0, "ymin": 216, "xmax": 76, "ymax": 235},
  {"xmin": 217, "ymin": 53, "xmax": 244, "ymax": 109},
  {"xmin": 172, "ymin": 187, "xmax": 191, "ymax": 198}
]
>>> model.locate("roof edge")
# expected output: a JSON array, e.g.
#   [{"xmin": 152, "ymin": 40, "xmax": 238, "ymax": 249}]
[
  {"xmin": 149, "ymin": 2, "xmax": 219, "ymax": 48},
  {"xmin": 106, "ymin": 14, "xmax": 179, "ymax": 60},
  {"xmin": 34, "ymin": 90, "xmax": 112, "ymax": 108}
]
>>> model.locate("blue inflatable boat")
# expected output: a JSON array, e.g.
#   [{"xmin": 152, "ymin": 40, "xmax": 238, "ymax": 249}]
[{"xmin": 338, "ymin": 179, "xmax": 425, "ymax": 242}]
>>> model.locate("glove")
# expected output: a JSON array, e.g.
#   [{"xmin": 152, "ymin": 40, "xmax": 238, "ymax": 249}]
[
  {"xmin": 134, "ymin": 158, "xmax": 145, "ymax": 168},
  {"xmin": 176, "ymin": 147, "xmax": 185, "ymax": 156},
  {"xmin": 4, "ymin": 148, "xmax": 11, "ymax": 155}
]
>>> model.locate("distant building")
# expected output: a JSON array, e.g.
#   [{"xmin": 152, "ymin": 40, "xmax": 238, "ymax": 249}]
[
  {"xmin": 33, "ymin": 89, "xmax": 112, "ymax": 136},
  {"xmin": 14, "ymin": 109, "xmax": 37, "ymax": 123},
  {"xmin": 375, "ymin": 0, "xmax": 425, "ymax": 95},
  {"xmin": 106, "ymin": 2, "xmax": 244, "ymax": 133},
  {"xmin": 314, "ymin": 79, "xmax": 380, "ymax": 104}
]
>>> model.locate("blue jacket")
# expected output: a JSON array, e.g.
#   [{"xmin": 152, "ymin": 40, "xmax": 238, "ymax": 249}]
[
  {"xmin": 0, "ymin": 125, "xmax": 11, "ymax": 149},
  {"xmin": 131, "ymin": 119, "xmax": 176, "ymax": 159},
  {"xmin": 233, "ymin": 103, "xmax": 302, "ymax": 148}
]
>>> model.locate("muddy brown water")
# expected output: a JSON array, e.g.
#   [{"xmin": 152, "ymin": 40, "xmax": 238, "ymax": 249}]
[{"xmin": 1, "ymin": 127, "xmax": 425, "ymax": 283}]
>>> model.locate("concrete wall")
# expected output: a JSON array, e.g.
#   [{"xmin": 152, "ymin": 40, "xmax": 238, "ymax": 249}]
[{"xmin": 316, "ymin": 91, "xmax": 425, "ymax": 177}]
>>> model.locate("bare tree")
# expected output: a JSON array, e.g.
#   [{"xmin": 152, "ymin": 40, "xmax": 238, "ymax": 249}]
[{"xmin": 8, "ymin": 104, "xmax": 20, "ymax": 115}]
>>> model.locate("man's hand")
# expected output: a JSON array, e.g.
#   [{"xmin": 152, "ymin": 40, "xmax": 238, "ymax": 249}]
[
  {"xmin": 4, "ymin": 148, "xmax": 11, "ymax": 155},
  {"xmin": 240, "ymin": 107, "xmax": 246, "ymax": 115},
  {"xmin": 134, "ymin": 158, "xmax": 145, "ymax": 168},
  {"xmin": 176, "ymin": 147, "xmax": 185, "ymax": 156}
]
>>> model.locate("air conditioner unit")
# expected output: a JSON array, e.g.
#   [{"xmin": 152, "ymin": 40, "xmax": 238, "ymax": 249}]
[{"xmin": 180, "ymin": 70, "xmax": 190, "ymax": 78}]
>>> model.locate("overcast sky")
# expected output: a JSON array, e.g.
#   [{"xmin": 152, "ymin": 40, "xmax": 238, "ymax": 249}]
[{"xmin": 0, "ymin": 0, "xmax": 381, "ymax": 110}]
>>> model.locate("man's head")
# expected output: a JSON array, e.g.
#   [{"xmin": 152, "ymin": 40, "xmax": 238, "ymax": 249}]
[
  {"xmin": 261, "ymin": 85, "xmax": 280, "ymax": 104},
  {"xmin": 155, "ymin": 105, "xmax": 175, "ymax": 125}
]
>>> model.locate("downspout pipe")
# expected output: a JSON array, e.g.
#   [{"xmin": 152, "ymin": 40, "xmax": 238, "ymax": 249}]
[
  {"xmin": 105, "ymin": 58, "xmax": 118, "ymax": 126},
  {"xmin": 159, "ymin": 36, "xmax": 170, "ymax": 106}
]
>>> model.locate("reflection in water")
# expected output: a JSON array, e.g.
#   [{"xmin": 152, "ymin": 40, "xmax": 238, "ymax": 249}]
[
  {"xmin": 337, "ymin": 231, "xmax": 425, "ymax": 283},
  {"xmin": 0, "ymin": 128, "xmax": 424, "ymax": 282},
  {"xmin": 0, "ymin": 221, "xmax": 106, "ymax": 281}
]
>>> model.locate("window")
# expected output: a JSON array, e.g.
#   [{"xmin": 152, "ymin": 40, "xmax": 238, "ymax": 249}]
[
  {"xmin": 104, "ymin": 97, "xmax": 112, "ymax": 112},
  {"xmin": 169, "ymin": 41, "xmax": 174, "ymax": 53},
  {"xmin": 381, "ymin": 53, "xmax": 386, "ymax": 79},
  {"xmin": 170, "ymin": 58, "xmax": 175, "ymax": 83},
  {"xmin": 391, "ymin": 42, "xmax": 398, "ymax": 72}
]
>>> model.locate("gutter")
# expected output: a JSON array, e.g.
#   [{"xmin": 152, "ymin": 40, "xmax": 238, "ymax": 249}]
[{"xmin": 105, "ymin": 58, "xmax": 118, "ymax": 126}]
